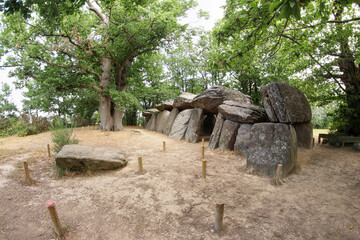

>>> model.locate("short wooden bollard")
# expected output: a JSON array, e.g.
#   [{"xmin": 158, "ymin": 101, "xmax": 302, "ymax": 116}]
[
  {"xmin": 47, "ymin": 144, "xmax": 51, "ymax": 157},
  {"xmin": 138, "ymin": 157, "xmax": 143, "ymax": 173},
  {"xmin": 46, "ymin": 202, "xmax": 64, "ymax": 238},
  {"xmin": 201, "ymin": 145, "xmax": 205, "ymax": 159},
  {"xmin": 23, "ymin": 161, "xmax": 32, "ymax": 183},
  {"xmin": 202, "ymin": 138, "xmax": 204, "ymax": 145},
  {"xmin": 202, "ymin": 160, "xmax": 207, "ymax": 179},
  {"xmin": 275, "ymin": 163, "xmax": 283, "ymax": 185},
  {"xmin": 215, "ymin": 203, "xmax": 224, "ymax": 233},
  {"xmin": 163, "ymin": 141, "xmax": 166, "ymax": 152},
  {"xmin": 186, "ymin": 135, "xmax": 189, "ymax": 143}
]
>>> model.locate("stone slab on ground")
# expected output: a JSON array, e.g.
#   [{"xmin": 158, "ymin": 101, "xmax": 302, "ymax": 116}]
[
  {"xmin": 156, "ymin": 110, "xmax": 171, "ymax": 133},
  {"xmin": 164, "ymin": 108, "xmax": 179, "ymax": 135},
  {"xmin": 234, "ymin": 124, "xmax": 253, "ymax": 156},
  {"xmin": 185, "ymin": 108, "xmax": 204, "ymax": 143},
  {"xmin": 208, "ymin": 113, "xmax": 225, "ymax": 149},
  {"xmin": 55, "ymin": 145, "xmax": 128, "ymax": 171},
  {"xmin": 247, "ymin": 123, "xmax": 297, "ymax": 177},
  {"xmin": 293, "ymin": 122, "xmax": 313, "ymax": 149},
  {"xmin": 218, "ymin": 120, "xmax": 240, "ymax": 150},
  {"xmin": 169, "ymin": 109, "xmax": 193, "ymax": 140}
]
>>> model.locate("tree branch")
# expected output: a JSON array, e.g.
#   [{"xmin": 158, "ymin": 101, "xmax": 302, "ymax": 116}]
[{"xmin": 86, "ymin": 0, "xmax": 109, "ymax": 25}]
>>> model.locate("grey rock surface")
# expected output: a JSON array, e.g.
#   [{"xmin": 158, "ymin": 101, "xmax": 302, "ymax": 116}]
[
  {"xmin": 234, "ymin": 124, "xmax": 253, "ymax": 156},
  {"xmin": 219, "ymin": 120, "xmax": 240, "ymax": 150},
  {"xmin": 185, "ymin": 108, "xmax": 204, "ymax": 143},
  {"xmin": 192, "ymin": 86, "xmax": 252, "ymax": 114},
  {"xmin": 218, "ymin": 100, "xmax": 268, "ymax": 123},
  {"xmin": 142, "ymin": 108, "xmax": 160, "ymax": 117},
  {"xmin": 155, "ymin": 110, "xmax": 171, "ymax": 133},
  {"xmin": 353, "ymin": 142, "xmax": 360, "ymax": 152},
  {"xmin": 164, "ymin": 108, "xmax": 179, "ymax": 135},
  {"xmin": 208, "ymin": 113, "xmax": 225, "ymax": 149},
  {"xmin": 260, "ymin": 82, "xmax": 311, "ymax": 123},
  {"xmin": 169, "ymin": 109, "xmax": 193, "ymax": 140},
  {"xmin": 55, "ymin": 145, "xmax": 127, "ymax": 171},
  {"xmin": 145, "ymin": 112, "xmax": 158, "ymax": 131},
  {"xmin": 155, "ymin": 101, "xmax": 174, "ymax": 111},
  {"xmin": 173, "ymin": 92, "xmax": 197, "ymax": 110},
  {"xmin": 247, "ymin": 123, "xmax": 297, "ymax": 177},
  {"xmin": 293, "ymin": 122, "xmax": 313, "ymax": 149}
]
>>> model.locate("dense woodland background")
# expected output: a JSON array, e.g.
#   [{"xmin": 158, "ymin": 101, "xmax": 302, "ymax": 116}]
[{"xmin": 0, "ymin": 0, "xmax": 359, "ymax": 137}]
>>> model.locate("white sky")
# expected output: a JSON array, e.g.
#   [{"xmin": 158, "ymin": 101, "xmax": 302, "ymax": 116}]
[{"xmin": 0, "ymin": 0, "xmax": 226, "ymax": 110}]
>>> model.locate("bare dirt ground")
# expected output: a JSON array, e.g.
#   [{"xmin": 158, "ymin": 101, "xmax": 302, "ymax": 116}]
[{"xmin": 0, "ymin": 126, "xmax": 359, "ymax": 240}]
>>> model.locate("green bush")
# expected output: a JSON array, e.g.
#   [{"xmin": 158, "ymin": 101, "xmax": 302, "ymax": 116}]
[{"xmin": 50, "ymin": 118, "xmax": 79, "ymax": 153}]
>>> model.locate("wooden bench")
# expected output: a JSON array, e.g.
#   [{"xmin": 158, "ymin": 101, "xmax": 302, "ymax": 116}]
[
  {"xmin": 339, "ymin": 136, "xmax": 360, "ymax": 147},
  {"xmin": 318, "ymin": 134, "xmax": 360, "ymax": 147}
]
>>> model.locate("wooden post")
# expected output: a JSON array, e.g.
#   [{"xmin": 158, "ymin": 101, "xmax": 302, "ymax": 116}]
[
  {"xmin": 202, "ymin": 138, "xmax": 204, "ymax": 145},
  {"xmin": 186, "ymin": 135, "xmax": 189, "ymax": 143},
  {"xmin": 202, "ymin": 160, "xmax": 207, "ymax": 179},
  {"xmin": 23, "ymin": 161, "xmax": 32, "ymax": 183},
  {"xmin": 318, "ymin": 135, "xmax": 320, "ymax": 144},
  {"xmin": 215, "ymin": 203, "xmax": 224, "ymax": 234},
  {"xmin": 138, "ymin": 157, "xmax": 143, "ymax": 173},
  {"xmin": 275, "ymin": 163, "xmax": 283, "ymax": 185},
  {"xmin": 312, "ymin": 138, "xmax": 315, "ymax": 148},
  {"xmin": 46, "ymin": 202, "xmax": 64, "ymax": 238},
  {"xmin": 163, "ymin": 141, "xmax": 166, "ymax": 152},
  {"xmin": 47, "ymin": 144, "xmax": 51, "ymax": 158},
  {"xmin": 201, "ymin": 145, "xmax": 205, "ymax": 159}
]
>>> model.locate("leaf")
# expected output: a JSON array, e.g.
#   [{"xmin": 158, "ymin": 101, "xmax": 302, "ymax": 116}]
[
  {"xmin": 269, "ymin": 1, "xmax": 283, "ymax": 12},
  {"xmin": 292, "ymin": 5, "xmax": 301, "ymax": 20}
]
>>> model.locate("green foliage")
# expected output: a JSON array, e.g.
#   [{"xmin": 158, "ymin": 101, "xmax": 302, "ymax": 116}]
[
  {"xmin": 50, "ymin": 118, "xmax": 79, "ymax": 153},
  {"xmin": 0, "ymin": 115, "xmax": 48, "ymax": 137},
  {"xmin": 0, "ymin": 83, "xmax": 18, "ymax": 118}
]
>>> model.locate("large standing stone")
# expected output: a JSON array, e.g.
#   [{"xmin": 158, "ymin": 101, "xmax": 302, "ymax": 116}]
[
  {"xmin": 143, "ymin": 116, "xmax": 150, "ymax": 129},
  {"xmin": 192, "ymin": 86, "xmax": 252, "ymax": 114},
  {"xmin": 55, "ymin": 145, "xmax": 127, "ymax": 171},
  {"xmin": 293, "ymin": 122, "xmax": 313, "ymax": 149},
  {"xmin": 208, "ymin": 113, "xmax": 225, "ymax": 149},
  {"xmin": 219, "ymin": 120, "xmax": 240, "ymax": 150},
  {"xmin": 353, "ymin": 143, "xmax": 360, "ymax": 152},
  {"xmin": 260, "ymin": 82, "xmax": 311, "ymax": 123},
  {"xmin": 146, "ymin": 112, "xmax": 158, "ymax": 131},
  {"xmin": 247, "ymin": 123, "xmax": 297, "ymax": 177},
  {"xmin": 218, "ymin": 100, "xmax": 268, "ymax": 123},
  {"xmin": 155, "ymin": 101, "xmax": 174, "ymax": 111},
  {"xmin": 234, "ymin": 124, "xmax": 253, "ymax": 156},
  {"xmin": 142, "ymin": 108, "xmax": 160, "ymax": 117},
  {"xmin": 164, "ymin": 108, "xmax": 179, "ymax": 135},
  {"xmin": 185, "ymin": 108, "xmax": 204, "ymax": 143},
  {"xmin": 173, "ymin": 92, "xmax": 197, "ymax": 110},
  {"xmin": 155, "ymin": 110, "xmax": 171, "ymax": 133},
  {"xmin": 169, "ymin": 109, "xmax": 193, "ymax": 140}
]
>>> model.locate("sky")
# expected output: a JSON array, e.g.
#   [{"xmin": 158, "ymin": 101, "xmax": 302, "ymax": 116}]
[{"xmin": 0, "ymin": 0, "xmax": 226, "ymax": 110}]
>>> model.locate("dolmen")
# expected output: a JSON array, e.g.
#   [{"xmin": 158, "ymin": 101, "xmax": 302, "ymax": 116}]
[
  {"xmin": 143, "ymin": 82, "xmax": 312, "ymax": 178},
  {"xmin": 55, "ymin": 145, "xmax": 128, "ymax": 171}
]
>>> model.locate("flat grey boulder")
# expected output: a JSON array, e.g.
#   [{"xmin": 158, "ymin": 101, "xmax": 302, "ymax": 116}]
[
  {"xmin": 155, "ymin": 101, "xmax": 174, "ymax": 111},
  {"xmin": 234, "ymin": 124, "xmax": 253, "ymax": 156},
  {"xmin": 164, "ymin": 108, "xmax": 179, "ymax": 135},
  {"xmin": 293, "ymin": 122, "xmax": 313, "ymax": 149},
  {"xmin": 192, "ymin": 86, "xmax": 252, "ymax": 114},
  {"xmin": 156, "ymin": 110, "xmax": 170, "ymax": 133},
  {"xmin": 142, "ymin": 108, "xmax": 159, "ymax": 117},
  {"xmin": 208, "ymin": 113, "xmax": 225, "ymax": 149},
  {"xmin": 260, "ymin": 82, "xmax": 311, "ymax": 123},
  {"xmin": 169, "ymin": 109, "xmax": 193, "ymax": 140},
  {"xmin": 185, "ymin": 108, "xmax": 204, "ymax": 143},
  {"xmin": 218, "ymin": 100, "xmax": 268, "ymax": 123},
  {"xmin": 247, "ymin": 123, "xmax": 297, "ymax": 177},
  {"xmin": 219, "ymin": 120, "xmax": 240, "ymax": 150},
  {"xmin": 173, "ymin": 92, "xmax": 197, "ymax": 110},
  {"xmin": 55, "ymin": 145, "xmax": 127, "ymax": 171}
]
